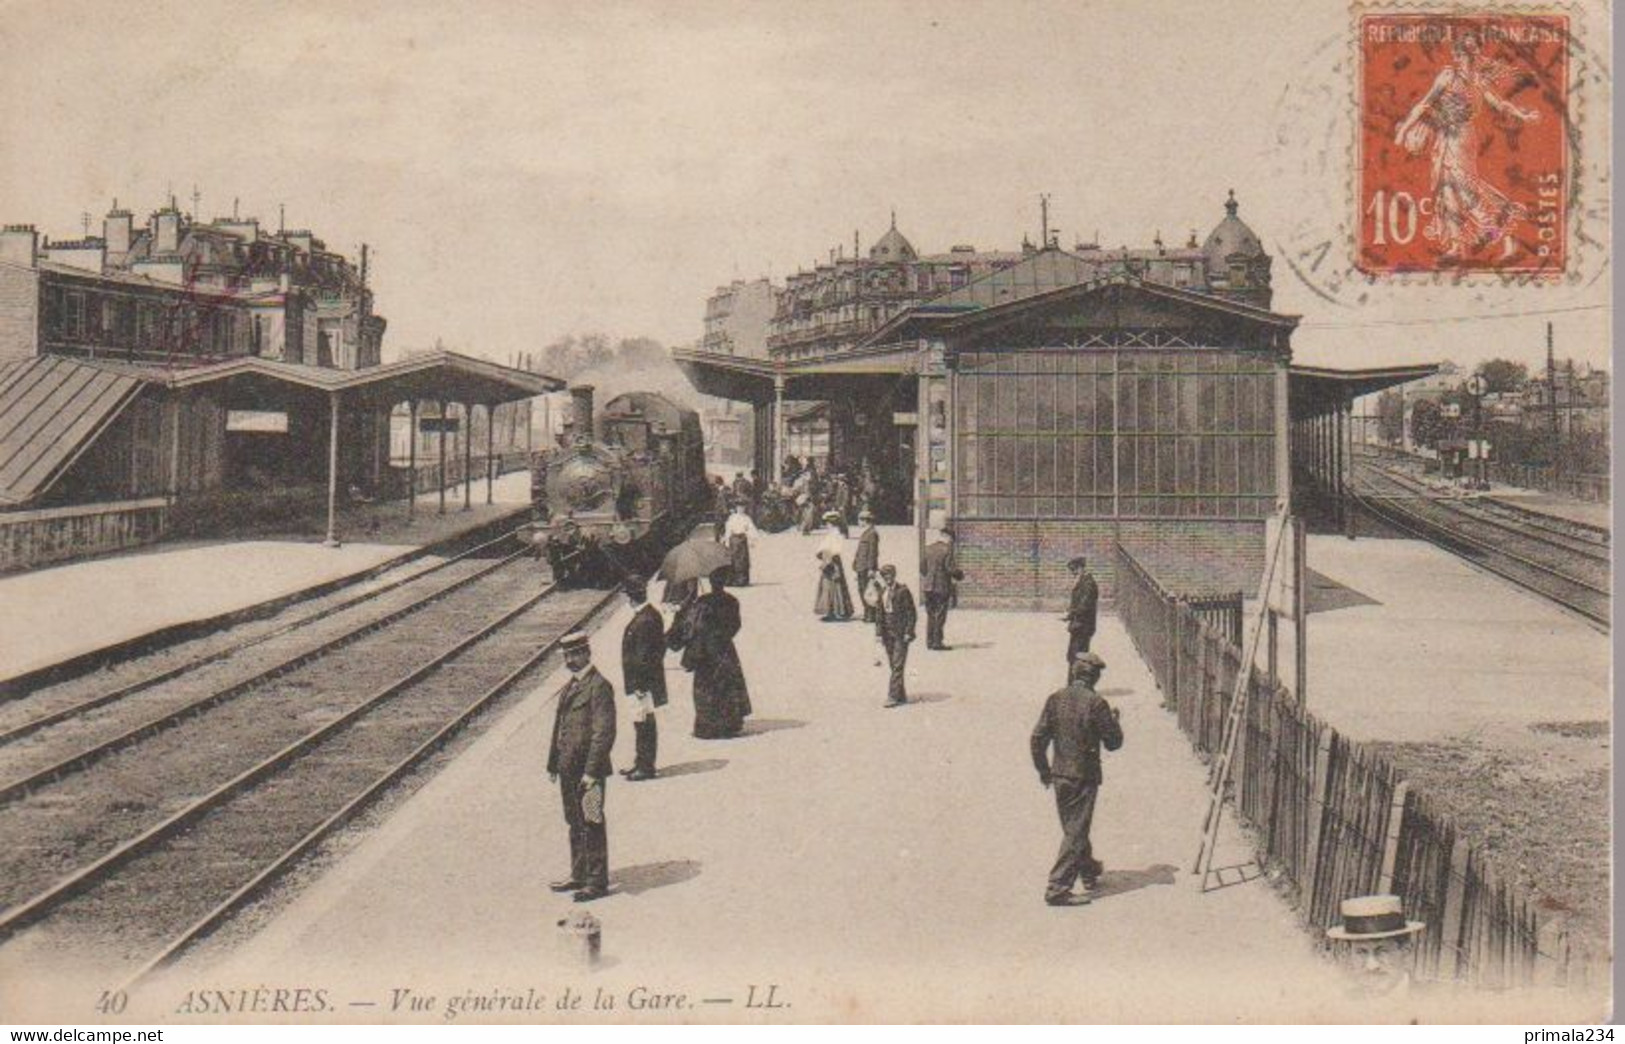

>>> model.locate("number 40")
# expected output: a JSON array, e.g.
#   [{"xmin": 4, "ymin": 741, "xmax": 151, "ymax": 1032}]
[{"xmin": 1366, "ymin": 189, "xmax": 1420, "ymax": 245}]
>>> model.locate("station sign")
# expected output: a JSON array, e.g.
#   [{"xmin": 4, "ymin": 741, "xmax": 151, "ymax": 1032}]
[
  {"xmin": 419, "ymin": 417, "xmax": 461, "ymax": 433},
  {"xmin": 226, "ymin": 410, "xmax": 289, "ymax": 433}
]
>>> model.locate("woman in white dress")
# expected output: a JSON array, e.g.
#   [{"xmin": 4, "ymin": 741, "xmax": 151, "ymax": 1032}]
[{"xmin": 813, "ymin": 514, "xmax": 855, "ymax": 621}]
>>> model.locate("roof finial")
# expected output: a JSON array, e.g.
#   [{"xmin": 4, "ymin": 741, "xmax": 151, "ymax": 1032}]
[
  {"xmin": 890, "ymin": 209, "xmax": 896, "ymax": 230},
  {"xmin": 1225, "ymin": 188, "xmax": 1238, "ymax": 217}
]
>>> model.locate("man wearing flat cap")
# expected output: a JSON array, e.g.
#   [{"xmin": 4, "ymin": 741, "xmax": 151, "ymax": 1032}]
[
  {"xmin": 1030, "ymin": 651, "xmax": 1122, "ymax": 906},
  {"xmin": 548, "ymin": 631, "xmax": 617, "ymax": 902},
  {"xmin": 853, "ymin": 509, "xmax": 880, "ymax": 623},
  {"xmin": 1065, "ymin": 555, "xmax": 1099, "ymax": 670}
]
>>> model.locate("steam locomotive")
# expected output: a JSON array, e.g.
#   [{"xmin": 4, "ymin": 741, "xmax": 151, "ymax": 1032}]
[{"xmin": 523, "ymin": 385, "xmax": 712, "ymax": 585}]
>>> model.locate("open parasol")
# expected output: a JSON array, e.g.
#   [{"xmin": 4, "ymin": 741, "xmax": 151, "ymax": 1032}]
[{"xmin": 657, "ymin": 534, "xmax": 733, "ymax": 586}]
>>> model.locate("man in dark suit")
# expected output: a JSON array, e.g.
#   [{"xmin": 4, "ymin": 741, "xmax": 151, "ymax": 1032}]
[
  {"xmin": 920, "ymin": 525, "xmax": 964, "ymax": 650},
  {"xmin": 618, "ymin": 575, "xmax": 667, "ymax": 782},
  {"xmin": 853, "ymin": 509, "xmax": 880, "ymax": 623},
  {"xmin": 547, "ymin": 631, "xmax": 617, "ymax": 902},
  {"xmin": 1065, "ymin": 556, "xmax": 1099, "ymax": 668},
  {"xmin": 1030, "ymin": 652, "xmax": 1123, "ymax": 907},
  {"xmin": 877, "ymin": 564, "xmax": 916, "ymax": 707}
]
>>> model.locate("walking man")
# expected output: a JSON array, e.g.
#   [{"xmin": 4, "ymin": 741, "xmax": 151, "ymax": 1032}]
[
  {"xmin": 547, "ymin": 631, "xmax": 616, "ymax": 902},
  {"xmin": 619, "ymin": 575, "xmax": 667, "ymax": 782},
  {"xmin": 877, "ymin": 564, "xmax": 916, "ymax": 707},
  {"xmin": 853, "ymin": 509, "xmax": 880, "ymax": 623},
  {"xmin": 1065, "ymin": 555, "xmax": 1099, "ymax": 668},
  {"xmin": 1030, "ymin": 652, "xmax": 1123, "ymax": 907},
  {"xmin": 920, "ymin": 524, "xmax": 963, "ymax": 650}
]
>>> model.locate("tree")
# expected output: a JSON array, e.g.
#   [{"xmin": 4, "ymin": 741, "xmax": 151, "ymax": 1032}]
[
  {"xmin": 1376, "ymin": 390, "xmax": 1405, "ymax": 445},
  {"xmin": 1410, "ymin": 398, "xmax": 1447, "ymax": 449},
  {"xmin": 1475, "ymin": 358, "xmax": 1529, "ymax": 394}
]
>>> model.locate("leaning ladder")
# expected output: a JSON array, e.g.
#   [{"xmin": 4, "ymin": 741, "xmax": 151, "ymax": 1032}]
[{"xmin": 1192, "ymin": 510, "xmax": 1291, "ymax": 890}]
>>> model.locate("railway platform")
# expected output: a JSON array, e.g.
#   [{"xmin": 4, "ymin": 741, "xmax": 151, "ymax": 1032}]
[
  {"xmin": 0, "ymin": 473, "xmax": 534, "ymax": 686},
  {"xmin": 113, "ymin": 524, "xmax": 1588, "ymax": 1025},
  {"xmin": 1483, "ymin": 488, "xmax": 1609, "ymax": 531}
]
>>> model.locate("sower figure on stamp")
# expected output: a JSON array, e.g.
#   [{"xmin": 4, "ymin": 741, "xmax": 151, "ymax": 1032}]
[
  {"xmin": 618, "ymin": 575, "xmax": 667, "ymax": 782},
  {"xmin": 853, "ymin": 509, "xmax": 880, "ymax": 623},
  {"xmin": 920, "ymin": 525, "xmax": 963, "ymax": 650},
  {"xmin": 877, "ymin": 564, "xmax": 916, "ymax": 708},
  {"xmin": 1064, "ymin": 556, "xmax": 1099, "ymax": 669},
  {"xmin": 1031, "ymin": 652, "xmax": 1123, "ymax": 907},
  {"xmin": 547, "ymin": 631, "xmax": 616, "ymax": 903}
]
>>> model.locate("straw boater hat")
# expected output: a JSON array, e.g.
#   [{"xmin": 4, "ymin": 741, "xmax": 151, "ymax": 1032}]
[
  {"xmin": 859, "ymin": 508, "xmax": 874, "ymax": 521},
  {"xmin": 823, "ymin": 510, "xmax": 842, "ymax": 522},
  {"xmin": 561, "ymin": 631, "xmax": 591, "ymax": 653},
  {"xmin": 1325, "ymin": 895, "xmax": 1425, "ymax": 941}
]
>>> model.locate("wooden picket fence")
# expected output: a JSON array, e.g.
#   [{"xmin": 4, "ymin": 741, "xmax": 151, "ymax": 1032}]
[{"xmin": 1114, "ymin": 544, "xmax": 1589, "ymax": 988}]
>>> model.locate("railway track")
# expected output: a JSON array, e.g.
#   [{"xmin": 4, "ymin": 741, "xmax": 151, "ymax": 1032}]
[
  {"xmin": 1349, "ymin": 459, "xmax": 1610, "ymax": 629},
  {"xmin": 0, "ymin": 526, "xmax": 530, "ymax": 749},
  {"xmin": 0, "ymin": 567, "xmax": 616, "ymax": 985}
]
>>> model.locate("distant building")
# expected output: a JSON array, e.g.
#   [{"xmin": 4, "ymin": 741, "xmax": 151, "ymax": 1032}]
[
  {"xmin": 0, "ymin": 201, "xmax": 383, "ymax": 369},
  {"xmin": 767, "ymin": 195, "xmax": 1273, "ymax": 361},
  {"xmin": 702, "ymin": 278, "xmax": 778, "ymax": 358},
  {"xmin": 1523, "ymin": 365, "xmax": 1609, "ymax": 436}
]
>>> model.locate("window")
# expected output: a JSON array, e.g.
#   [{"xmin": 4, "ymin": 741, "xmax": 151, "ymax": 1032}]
[
  {"xmin": 955, "ymin": 348, "xmax": 1276, "ymax": 519},
  {"xmin": 64, "ymin": 291, "xmax": 85, "ymax": 340}
]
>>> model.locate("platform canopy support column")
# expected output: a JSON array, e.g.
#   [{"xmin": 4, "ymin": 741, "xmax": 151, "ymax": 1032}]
[
  {"xmin": 438, "ymin": 398, "xmax": 448, "ymax": 515},
  {"xmin": 772, "ymin": 374, "xmax": 786, "ymax": 483},
  {"xmin": 324, "ymin": 390, "xmax": 342, "ymax": 548},
  {"xmin": 462, "ymin": 402, "xmax": 473, "ymax": 511},
  {"xmin": 407, "ymin": 400, "xmax": 418, "ymax": 517},
  {"xmin": 485, "ymin": 402, "xmax": 495, "ymax": 505}
]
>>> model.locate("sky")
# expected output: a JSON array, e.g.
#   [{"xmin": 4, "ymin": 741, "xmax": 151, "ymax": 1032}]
[{"xmin": 0, "ymin": 0, "xmax": 1610, "ymax": 375}]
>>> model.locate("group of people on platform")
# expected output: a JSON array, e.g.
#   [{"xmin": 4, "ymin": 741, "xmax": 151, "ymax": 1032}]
[
  {"xmin": 705, "ymin": 455, "xmax": 894, "ymax": 542},
  {"xmin": 545, "ymin": 484, "xmax": 1119, "ymax": 908}
]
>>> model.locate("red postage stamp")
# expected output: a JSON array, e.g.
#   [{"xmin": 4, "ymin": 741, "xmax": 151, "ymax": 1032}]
[{"xmin": 1357, "ymin": 10, "xmax": 1570, "ymax": 276}]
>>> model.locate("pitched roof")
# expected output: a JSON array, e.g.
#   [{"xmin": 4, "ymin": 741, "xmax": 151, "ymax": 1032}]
[{"xmin": 0, "ymin": 355, "xmax": 149, "ymax": 505}]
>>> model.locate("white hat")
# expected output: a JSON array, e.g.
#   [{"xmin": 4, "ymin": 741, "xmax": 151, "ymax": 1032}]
[{"xmin": 1325, "ymin": 895, "xmax": 1425, "ymax": 941}]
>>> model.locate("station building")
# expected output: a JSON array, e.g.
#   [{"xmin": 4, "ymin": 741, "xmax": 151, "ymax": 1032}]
[
  {"xmin": 677, "ymin": 193, "xmax": 1432, "ymax": 608},
  {"xmin": 0, "ymin": 201, "xmax": 557, "ymax": 570}
]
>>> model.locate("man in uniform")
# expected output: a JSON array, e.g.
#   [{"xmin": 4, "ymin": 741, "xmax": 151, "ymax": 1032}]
[
  {"xmin": 619, "ymin": 575, "xmax": 667, "ymax": 782},
  {"xmin": 1030, "ymin": 652, "xmax": 1123, "ymax": 906},
  {"xmin": 877, "ymin": 564, "xmax": 916, "ymax": 707},
  {"xmin": 547, "ymin": 631, "xmax": 616, "ymax": 902},
  {"xmin": 1064, "ymin": 555, "xmax": 1099, "ymax": 668},
  {"xmin": 920, "ymin": 524, "xmax": 963, "ymax": 650},
  {"xmin": 853, "ymin": 509, "xmax": 881, "ymax": 623}
]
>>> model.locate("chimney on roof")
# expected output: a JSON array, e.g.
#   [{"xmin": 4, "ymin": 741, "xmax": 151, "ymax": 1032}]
[
  {"xmin": 153, "ymin": 204, "xmax": 181, "ymax": 254},
  {"xmin": 0, "ymin": 224, "xmax": 38, "ymax": 268},
  {"xmin": 104, "ymin": 201, "xmax": 133, "ymax": 255}
]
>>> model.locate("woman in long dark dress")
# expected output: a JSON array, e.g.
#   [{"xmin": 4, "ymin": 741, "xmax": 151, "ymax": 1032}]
[{"xmin": 684, "ymin": 569, "xmax": 752, "ymax": 739}]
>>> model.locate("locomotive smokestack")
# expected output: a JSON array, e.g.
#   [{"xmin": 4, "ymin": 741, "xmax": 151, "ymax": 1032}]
[{"xmin": 569, "ymin": 385, "xmax": 596, "ymax": 440}]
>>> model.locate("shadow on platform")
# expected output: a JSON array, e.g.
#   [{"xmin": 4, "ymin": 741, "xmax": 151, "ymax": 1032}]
[
  {"xmin": 1091, "ymin": 863, "xmax": 1179, "ymax": 899},
  {"xmin": 1306, "ymin": 568, "xmax": 1380, "ymax": 615},
  {"xmin": 657, "ymin": 759, "xmax": 728, "ymax": 779},
  {"xmin": 610, "ymin": 859, "xmax": 702, "ymax": 896},
  {"xmin": 740, "ymin": 718, "xmax": 807, "ymax": 736},
  {"xmin": 905, "ymin": 692, "xmax": 954, "ymax": 705}
]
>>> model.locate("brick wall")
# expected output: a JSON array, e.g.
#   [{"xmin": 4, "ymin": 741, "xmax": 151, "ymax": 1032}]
[
  {"xmin": 956, "ymin": 518, "xmax": 1264, "ymax": 610},
  {"xmin": 0, "ymin": 263, "xmax": 39, "ymax": 362}
]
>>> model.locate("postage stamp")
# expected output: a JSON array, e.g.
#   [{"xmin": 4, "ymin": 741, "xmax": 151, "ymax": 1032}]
[{"xmin": 1356, "ymin": 9, "xmax": 1571, "ymax": 276}]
